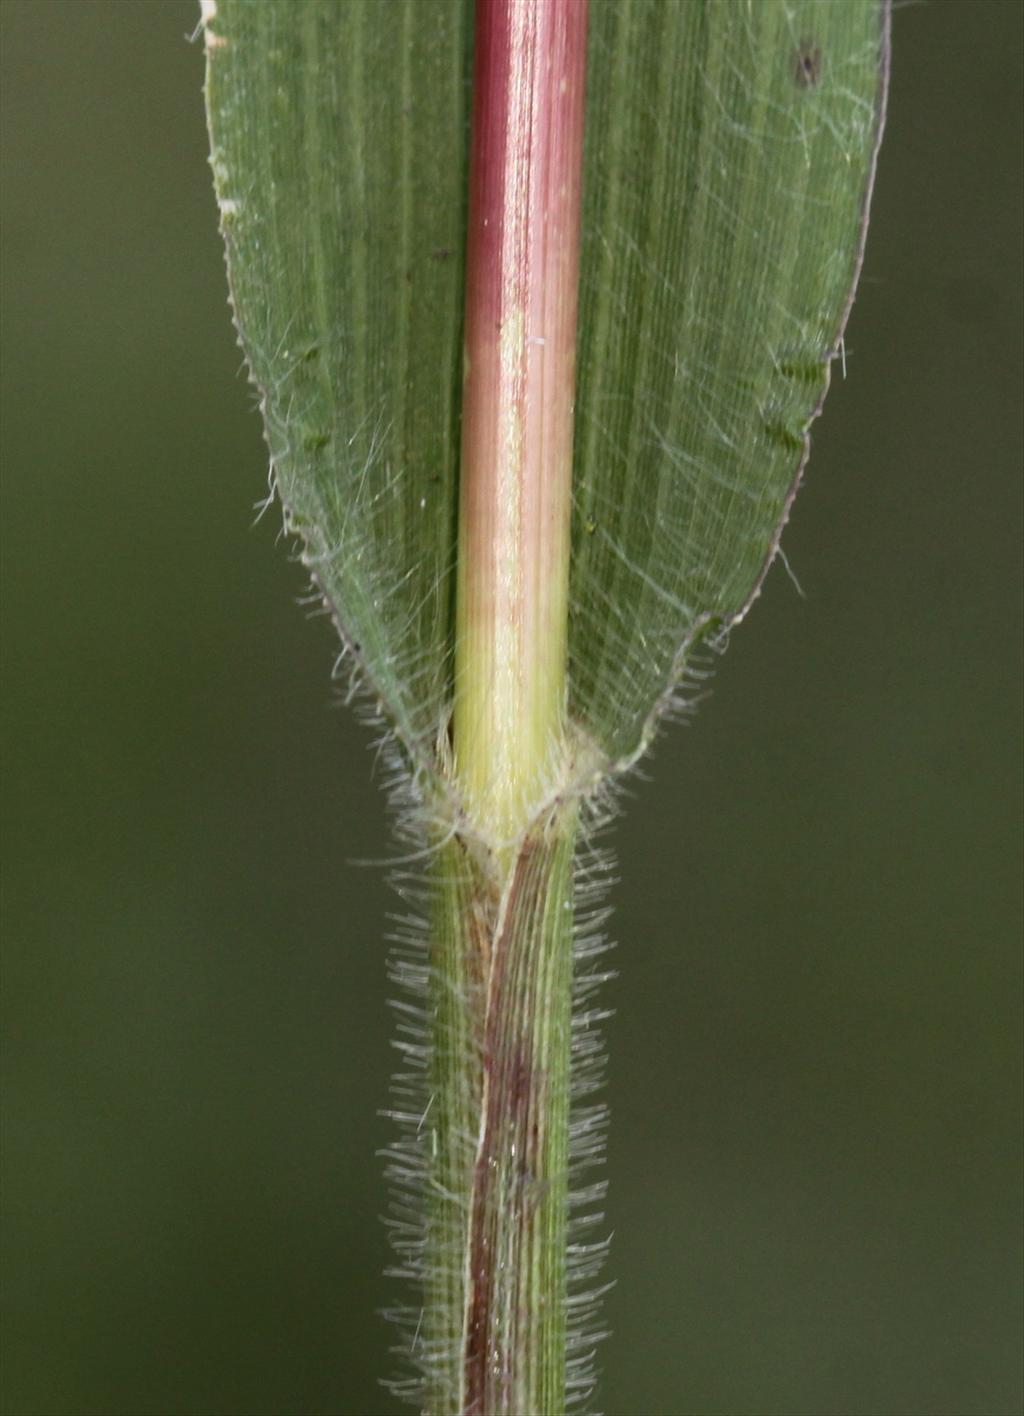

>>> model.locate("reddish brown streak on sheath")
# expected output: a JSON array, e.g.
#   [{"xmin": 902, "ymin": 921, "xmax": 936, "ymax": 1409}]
[{"xmin": 463, "ymin": 836, "xmax": 541, "ymax": 1414}]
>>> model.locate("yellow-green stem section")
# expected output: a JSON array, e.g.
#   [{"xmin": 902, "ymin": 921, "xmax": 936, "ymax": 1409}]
[{"xmin": 453, "ymin": 0, "xmax": 587, "ymax": 845}]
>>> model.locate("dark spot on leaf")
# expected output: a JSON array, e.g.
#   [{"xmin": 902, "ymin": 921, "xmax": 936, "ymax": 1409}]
[
  {"xmin": 763, "ymin": 419, "xmax": 803, "ymax": 453},
  {"xmin": 778, "ymin": 359, "xmax": 823, "ymax": 386},
  {"xmin": 793, "ymin": 39, "xmax": 821, "ymax": 89}
]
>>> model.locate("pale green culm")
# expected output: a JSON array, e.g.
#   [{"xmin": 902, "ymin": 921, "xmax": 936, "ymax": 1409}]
[{"xmin": 202, "ymin": 2, "xmax": 889, "ymax": 1412}]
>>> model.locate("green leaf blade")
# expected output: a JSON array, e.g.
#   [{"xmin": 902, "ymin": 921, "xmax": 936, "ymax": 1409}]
[
  {"xmin": 204, "ymin": 0, "xmax": 472, "ymax": 767},
  {"xmin": 205, "ymin": 0, "xmax": 889, "ymax": 780},
  {"xmin": 570, "ymin": 0, "xmax": 890, "ymax": 767}
]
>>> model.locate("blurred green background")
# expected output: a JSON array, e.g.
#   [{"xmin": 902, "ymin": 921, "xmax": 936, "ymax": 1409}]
[{"xmin": 2, "ymin": 2, "xmax": 1020, "ymax": 1413}]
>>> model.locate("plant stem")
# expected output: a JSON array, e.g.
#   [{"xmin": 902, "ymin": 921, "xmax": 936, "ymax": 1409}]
[
  {"xmin": 454, "ymin": 0, "xmax": 587, "ymax": 846},
  {"xmin": 427, "ymin": 813, "xmax": 577, "ymax": 1415},
  {"xmin": 426, "ymin": 1, "xmax": 588, "ymax": 1412}
]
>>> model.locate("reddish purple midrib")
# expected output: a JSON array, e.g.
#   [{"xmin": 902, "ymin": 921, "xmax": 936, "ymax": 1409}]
[{"xmin": 454, "ymin": 0, "xmax": 589, "ymax": 835}]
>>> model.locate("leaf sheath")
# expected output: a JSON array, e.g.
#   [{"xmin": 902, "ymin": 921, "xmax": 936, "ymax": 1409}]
[{"xmin": 423, "ymin": 816, "xmax": 576, "ymax": 1414}]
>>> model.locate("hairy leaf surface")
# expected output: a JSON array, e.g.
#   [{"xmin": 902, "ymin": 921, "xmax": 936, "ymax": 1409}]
[
  {"xmin": 571, "ymin": 0, "xmax": 889, "ymax": 766},
  {"xmin": 205, "ymin": 0, "xmax": 472, "ymax": 771}
]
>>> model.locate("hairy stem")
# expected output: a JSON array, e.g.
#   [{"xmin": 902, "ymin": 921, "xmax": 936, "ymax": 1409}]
[
  {"xmin": 426, "ymin": 811, "xmax": 577, "ymax": 1415},
  {"xmin": 426, "ymin": 1, "xmax": 588, "ymax": 1411}
]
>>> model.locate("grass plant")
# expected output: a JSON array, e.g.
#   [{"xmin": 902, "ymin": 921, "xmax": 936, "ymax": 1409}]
[{"xmin": 202, "ymin": 1, "xmax": 889, "ymax": 1410}]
